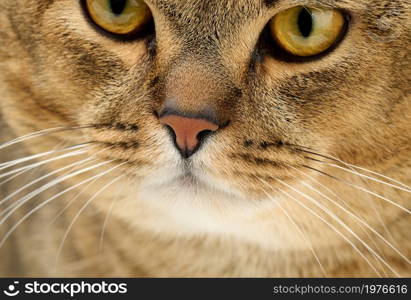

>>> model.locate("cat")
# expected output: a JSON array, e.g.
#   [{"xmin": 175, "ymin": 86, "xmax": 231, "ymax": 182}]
[{"xmin": 0, "ymin": 0, "xmax": 410, "ymax": 277}]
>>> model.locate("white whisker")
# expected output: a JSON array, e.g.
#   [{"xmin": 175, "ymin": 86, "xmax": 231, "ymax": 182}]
[
  {"xmin": 298, "ymin": 147, "xmax": 411, "ymax": 192},
  {"xmin": 318, "ymin": 161, "xmax": 411, "ymax": 193},
  {"xmin": 0, "ymin": 144, "xmax": 90, "ymax": 171},
  {"xmin": 99, "ymin": 180, "xmax": 126, "ymax": 252},
  {"xmin": 343, "ymin": 163, "xmax": 411, "ymax": 191},
  {"xmin": 0, "ymin": 126, "xmax": 93, "ymax": 150},
  {"xmin": 334, "ymin": 176, "xmax": 410, "ymax": 214},
  {"xmin": 0, "ymin": 160, "xmax": 113, "ymax": 229},
  {"xmin": 260, "ymin": 179, "xmax": 382, "ymax": 277},
  {"xmin": 47, "ymin": 160, "xmax": 105, "ymax": 226},
  {"xmin": 305, "ymin": 150, "xmax": 410, "ymax": 245},
  {"xmin": 0, "ymin": 169, "xmax": 34, "ymax": 188},
  {"xmin": 0, "ymin": 149, "xmax": 89, "ymax": 181},
  {"xmin": 306, "ymin": 166, "xmax": 411, "ymax": 215},
  {"xmin": 54, "ymin": 166, "xmax": 127, "ymax": 268},
  {"xmin": 261, "ymin": 188, "xmax": 328, "ymax": 277},
  {"xmin": 291, "ymin": 166, "xmax": 410, "ymax": 265},
  {"xmin": 270, "ymin": 177, "xmax": 401, "ymax": 277},
  {"xmin": 46, "ymin": 145, "xmax": 121, "ymax": 225},
  {"xmin": 0, "ymin": 160, "xmax": 116, "ymax": 248},
  {"xmin": 0, "ymin": 157, "xmax": 96, "ymax": 211}
]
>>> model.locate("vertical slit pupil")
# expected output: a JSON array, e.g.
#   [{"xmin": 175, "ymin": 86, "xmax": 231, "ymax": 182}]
[
  {"xmin": 298, "ymin": 8, "xmax": 313, "ymax": 37},
  {"xmin": 110, "ymin": 0, "xmax": 127, "ymax": 15}
]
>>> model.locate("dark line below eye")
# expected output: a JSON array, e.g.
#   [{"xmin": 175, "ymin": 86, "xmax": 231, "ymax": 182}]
[
  {"xmin": 298, "ymin": 8, "xmax": 313, "ymax": 38},
  {"xmin": 110, "ymin": 0, "xmax": 127, "ymax": 15}
]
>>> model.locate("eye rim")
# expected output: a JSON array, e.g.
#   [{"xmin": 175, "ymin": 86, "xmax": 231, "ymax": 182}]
[
  {"xmin": 262, "ymin": 7, "xmax": 351, "ymax": 63},
  {"xmin": 80, "ymin": 0, "xmax": 155, "ymax": 42}
]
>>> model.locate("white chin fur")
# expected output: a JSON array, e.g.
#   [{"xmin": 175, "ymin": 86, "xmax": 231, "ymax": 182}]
[
  {"xmin": 124, "ymin": 166, "xmax": 300, "ymax": 251},
  {"xmin": 112, "ymin": 148, "xmax": 306, "ymax": 251}
]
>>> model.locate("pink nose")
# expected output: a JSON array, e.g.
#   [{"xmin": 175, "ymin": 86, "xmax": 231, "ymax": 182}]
[{"xmin": 159, "ymin": 115, "xmax": 219, "ymax": 157}]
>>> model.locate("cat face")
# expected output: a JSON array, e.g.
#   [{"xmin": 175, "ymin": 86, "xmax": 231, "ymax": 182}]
[{"xmin": 0, "ymin": 0, "xmax": 410, "ymax": 248}]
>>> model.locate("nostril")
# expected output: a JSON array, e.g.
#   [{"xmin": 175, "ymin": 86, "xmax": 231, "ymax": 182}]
[
  {"xmin": 196, "ymin": 129, "xmax": 214, "ymax": 143},
  {"xmin": 164, "ymin": 124, "xmax": 177, "ymax": 140}
]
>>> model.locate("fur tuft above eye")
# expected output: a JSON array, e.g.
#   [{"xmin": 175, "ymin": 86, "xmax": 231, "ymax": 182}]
[
  {"xmin": 269, "ymin": 6, "xmax": 346, "ymax": 57},
  {"xmin": 84, "ymin": 0, "xmax": 152, "ymax": 36}
]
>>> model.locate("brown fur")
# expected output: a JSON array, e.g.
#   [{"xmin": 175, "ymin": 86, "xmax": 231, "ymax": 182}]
[{"xmin": 0, "ymin": 0, "xmax": 410, "ymax": 277}]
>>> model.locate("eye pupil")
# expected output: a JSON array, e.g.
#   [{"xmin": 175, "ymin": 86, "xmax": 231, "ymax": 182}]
[
  {"xmin": 109, "ymin": 0, "xmax": 127, "ymax": 15},
  {"xmin": 298, "ymin": 8, "xmax": 313, "ymax": 37}
]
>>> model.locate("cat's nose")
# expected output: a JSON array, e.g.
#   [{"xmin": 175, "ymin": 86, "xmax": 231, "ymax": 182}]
[{"xmin": 159, "ymin": 114, "xmax": 219, "ymax": 158}]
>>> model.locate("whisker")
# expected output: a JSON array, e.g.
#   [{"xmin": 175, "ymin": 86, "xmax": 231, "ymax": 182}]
[
  {"xmin": 260, "ymin": 188, "xmax": 328, "ymax": 277},
  {"xmin": 291, "ymin": 166, "xmax": 355, "ymax": 212},
  {"xmin": 312, "ymin": 160, "xmax": 411, "ymax": 194},
  {"xmin": 0, "ymin": 160, "xmax": 113, "ymax": 229},
  {"xmin": 46, "ymin": 145, "xmax": 122, "ymax": 225},
  {"xmin": 290, "ymin": 166, "xmax": 410, "ymax": 265},
  {"xmin": 0, "ymin": 160, "xmax": 116, "ymax": 249},
  {"xmin": 304, "ymin": 166, "xmax": 411, "ymax": 214},
  {"xmin": 0, "ymin": 168, "xmax": 36, "ymax": 189},
  {"xmin": 267, "ymin": 176, "xmax": 400, "ymax": 276},
  {"xmin": 54, "ymin": 166, "xmax": 127, "ymax": 268},
  {"xmin": 0, "ymin": 140, "xmax": 71, "ymax": 188},
  {"xmin": 0, "ymin": 157, "xmax": 96, "ymax": 211},
  {"xmin": 0, "ymin": 125, "xmax": 94, "ymax": 150},
  {"xmin": 0, "ymin": 143, "xmax": 91, "ymax": 171},
  {"xmin": 260, "ymin": 179, "xmax": 382, "ymax": 277},
  {"xmin": 292, "ymin": 145, "xmax": 411, "ymax": 192},
  {"xmin": 47, "ymin": 159, "xmax": 105, "ymax": 226},
  {"xmin": 0, "ymin": 139, "xmax": 66, "ymax": 169},
  {"xmin": 303, "ymin": 154, "xmax": 402, "ymax": 247},
  {"xmin": 303, "ymin": 159, "xmax": 401, "ymax": 249},
  {"xmin": 0, "ymin": 148, "xmax": 92, "ymax": 185},
  {"xmin": 291, "ymin": 166, "xmax": 391, "ymax": 266},
  {"xmin": 341, "ymin": 164, "xmax": 411, "ymax": 191},
  {"xmin": 99, "ymin": 179, "xmax": 126, "ymax": 252}
]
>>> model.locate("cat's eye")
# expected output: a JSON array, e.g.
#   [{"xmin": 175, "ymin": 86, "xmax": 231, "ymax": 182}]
[
  {"xmin": 85, "ymin": 0, "xmax": 152, "ymax": 35},
  {"xmin": 269, "ymin": 6, "xmax": 346, "ymax": 57}
]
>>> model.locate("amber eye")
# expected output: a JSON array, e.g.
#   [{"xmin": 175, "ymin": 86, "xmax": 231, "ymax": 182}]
[
  {"xmin": 85, "ymin": 0, "xmax": 152, "ymax": 35},
  {"xmin": 269, "ymin": 6, "xmax": 346, "ymax": 57}
]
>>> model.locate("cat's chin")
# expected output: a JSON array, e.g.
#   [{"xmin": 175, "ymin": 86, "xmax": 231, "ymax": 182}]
[
  {"xmin": 138, "ymin": 170, "xmax": 249, "ymax": 205},
  {"xmin": 122, "ymin": 173, "xmax": 319, "ymax": 252},
  {"xmin": 112, "ymin": 157, "xmax": 330, "ymax": 251}
]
